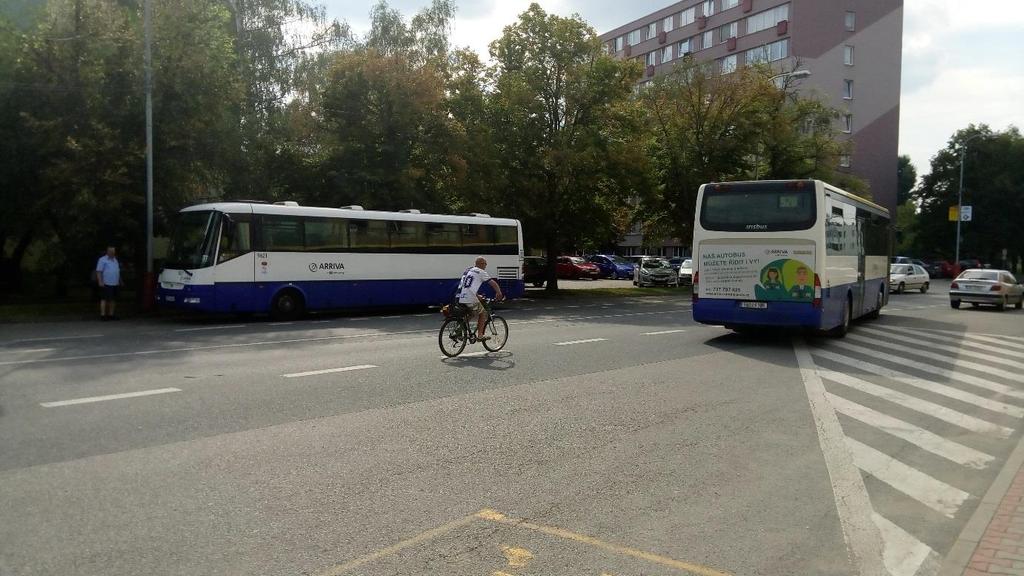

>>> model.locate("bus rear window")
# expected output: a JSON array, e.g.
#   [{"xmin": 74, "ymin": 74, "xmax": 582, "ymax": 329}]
[{"xmin": 700, "ymin": 185, "xmax": 816, "ymax": 232}]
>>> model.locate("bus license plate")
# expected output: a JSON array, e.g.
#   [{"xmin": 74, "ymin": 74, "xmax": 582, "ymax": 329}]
[{"xmin": 741, "ymin": 302, "xmax": 767, "ymax": 309}]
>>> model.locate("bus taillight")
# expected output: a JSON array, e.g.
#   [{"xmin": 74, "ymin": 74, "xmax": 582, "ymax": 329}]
[
  {"xmin": 692, "ymin": 271, "xmax": 699, "ymax": 303},
  {"xmin": 812, "ymin": 273, "xmax": 822, "ymax": 309}
]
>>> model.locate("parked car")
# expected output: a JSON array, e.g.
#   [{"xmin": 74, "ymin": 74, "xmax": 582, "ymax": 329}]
[
  {"xmin": 950, "ymin": 269, "xmax": 1024, "ymax": 310},
  {"xmin": 522, "ymin": 256, "xmax": 547, "ymax": 288},
  {"xmin": 921, "ymin": 260, "xmax": 944, "ymax": 278},
  {"xmin": 678, "ymin": 258, "xmax": 693, "ymax": 286},
  {"xmin": 892, "ymin": 256, "xmax": 913, "ymax": 265},
  {"xmin": 634, "ymin": 257, "xmax": 678, "ymax": 287},
  {"xmin": 938, "ymin": 260, "xmax": 958, "ymax": 278},
  {"xmin": 587, "ymin": 254, "xmax": 635, "ymax": 279},
  {"xmin": 890, "ymin": 264, "xmax": 930, "ymax": 294},
  {"xmin": 667, "ymin": 257, "xmax": 686, "ymax": 272},
  {"xmin": 556, "ymin": 256, "xmax": 601, "ymax": 280}
]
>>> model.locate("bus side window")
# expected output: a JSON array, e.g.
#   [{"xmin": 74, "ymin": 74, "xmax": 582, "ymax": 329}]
[{"xmin": 218, "ymin": 213, "xmax": 253, "ymax": 263}]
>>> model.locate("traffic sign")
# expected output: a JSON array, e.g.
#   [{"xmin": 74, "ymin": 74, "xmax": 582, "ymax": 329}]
[
  {"xmin": 961, "ymin": 205, "xmax": 973, "ymax": 221},
  {"xmin": 949, "ymin": 206, "xmax": 958, "ymax": 222}
]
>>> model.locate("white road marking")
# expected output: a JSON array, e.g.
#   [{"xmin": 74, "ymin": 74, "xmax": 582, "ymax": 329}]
[
  {"xmin": 553, "ymin": 338, "xmax": 608, "ymax": 346},
  {"xmin": 267, "ymin": 321, "xmax": 294, "ymax": 326},
  {"xmin": 348, "ymin": 317, "xmax": 370, "ymax": 321},
  {"xmin": 826, "ymin": 393, "xmax": 994, "ymax": 468},
  {"xmin": 642, "ymin": 329, "xmax": 687, "ymax": 336},
  {"xmin": 282, "ymin": 364, "xmax": 378, "ymax": 378},
  {"xmin": 812, "ymin": 349, "xmax": 1024, "ymax": 418},
  {"xmin": 820, "ymin": 369, "xmax": 1012, "ymax": 438},
  {"xmin": 1, "ymin": 348, "xmax": 56, "ymax": 354},
  {"xmin": 381, "ymin": 316, "xmax": 401, "ymax": 319},
  {"xmin": 565, "ymin": 305, "xmax": 580, "ymax": 308},
  {"xmin": 312, "ymin": 320, "xmax": 331, "ymax": 323},
  {"xmin": 846, "ymin": 333, "xmax": 1021, "ymax": 382},
  {"xmin": 10, "ymin": 334, "xmax": 102, "ymax": 343},
  {"xmin": 792, "ymin": 341, "xmax": 888, "ymax": 575},
  {"xmin": 174, "ymin": 324, "xmax": 246, "ymax": 332},
  {"xmin": 877, "ymin": 325, "xmax": 1022, "ymax": 359},
  {"xmin": 858, "ymin": 327, "xmax": 1024, "ymax": 371},
  {"xmin": 846, "ymin": 437, "xmax": 970, "ymax": 518},
  {"xmin": 873, "ymin": 513, "xmax": 941, "ymax": 576},
  {"xmin": 918, "ymin": 328, "xmax": 1024, "ymax": 351},
  {"xmin": 40, "ymin": 387, "xmax": 181, "ymax": 407},
  {"xmin": 413, "ymin": 313, "xmax": 433, "ymax": 317},
  {"xmin": 830, "ymin": 341, "xmax": 1024, "ymax": 400}
]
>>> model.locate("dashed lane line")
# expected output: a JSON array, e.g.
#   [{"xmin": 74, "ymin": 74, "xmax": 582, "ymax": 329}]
[
  {"xmin": 8, "ymin": 334, "xmax": 103, "ymax": 344},
  {"xmin": 40, "ymin": 387, "xmax": 181, "ymax": 408},
  {"xmin": 553, "ymin": 338, "xmax": 608, "ymax": 346},
  {"xmin": 174, "ymin": 324, "xmax": 247, "ymax": 332},
  {"xmin": 642, "ymin": 329, "xmax": 687, "ymax": 336},
  {"xmin": 282, "ymin": 364, "xmax": 378, "ymax": 378}
]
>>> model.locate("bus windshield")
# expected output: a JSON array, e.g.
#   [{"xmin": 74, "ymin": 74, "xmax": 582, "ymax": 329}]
[
  {"xmin": 166, "ymin": 211, "xmax": 218, "ymax": 270},
  {"xmin": 700, "ymin": 184, "xmax": 816, "ymax": 232}
]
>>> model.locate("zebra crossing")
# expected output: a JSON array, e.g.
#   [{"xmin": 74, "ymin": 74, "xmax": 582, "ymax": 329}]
[{"xmin": 806, "ymin": 324, "xmax": 1024, "ymax": 576}]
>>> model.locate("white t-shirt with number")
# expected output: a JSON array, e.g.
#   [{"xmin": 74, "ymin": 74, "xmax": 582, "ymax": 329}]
[{"xmin": 458, "ymin": 266, "xmax": 491, "ymax": 304}]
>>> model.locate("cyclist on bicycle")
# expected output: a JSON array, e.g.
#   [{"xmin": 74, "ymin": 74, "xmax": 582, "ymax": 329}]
[{"xmin": 458, "ymin": 257, "xmax": 504, "ymax": 341}]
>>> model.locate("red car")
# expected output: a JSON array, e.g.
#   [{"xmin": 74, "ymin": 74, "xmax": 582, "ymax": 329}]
[{"xmin": 556, "ymin": 256, "xmax": 601, "ymax": 279}]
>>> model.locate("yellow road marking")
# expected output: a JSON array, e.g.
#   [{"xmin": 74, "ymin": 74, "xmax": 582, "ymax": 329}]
[
  {"xmin": 500, "ymin": 545, "xmax": 534, "ymax": 568},
  {"xmin": 474, "ymin": 509, "xmax": 732, "ymax": 576},
  {"xmin": 312, "ymin": 512, "xmax": 479, "ymax": 576}
]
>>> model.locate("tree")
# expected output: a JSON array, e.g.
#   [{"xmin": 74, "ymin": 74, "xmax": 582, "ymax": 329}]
[
  {"xmin": 483, "ymin": 3, "xmax": 646, "ymax": 290},
  {"xmin": 912, "ymin": 125, "xmax": 1024, "ymax": 270},
  {"xmin": 897, "ymin": 154, "xmax": 916, "ymax": 205}
]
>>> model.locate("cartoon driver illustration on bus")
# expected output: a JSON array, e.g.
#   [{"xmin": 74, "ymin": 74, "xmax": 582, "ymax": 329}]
[{"xmin": 789, "ymin": 266, "xmax": 815, "ymax": 300}]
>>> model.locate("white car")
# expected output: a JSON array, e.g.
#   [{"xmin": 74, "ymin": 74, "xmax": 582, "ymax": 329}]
[
  {"xmin": 950, "ymin": 269, "xmax": 1024, "ymax": 310},
  {"xmin": 890, "ymin": 264, "xmax": 929, "ymax": 294},
  {"xmin": 678, "ymin": 258, "xmax": 693, "ymax": 285}
]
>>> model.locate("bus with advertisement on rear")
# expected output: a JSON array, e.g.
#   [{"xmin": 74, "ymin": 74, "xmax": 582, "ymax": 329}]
[
  {"xmin": 691, "ymin": 179, "xmax": 891, "ymax": 336},
  {"xmin": 157, "ymin": 201, "xmax": 525, "ymax": 318}
]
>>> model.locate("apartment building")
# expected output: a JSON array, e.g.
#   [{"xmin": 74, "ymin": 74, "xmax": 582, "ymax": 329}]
[{"xmin": 599, "ymin": 0, "xmax": 903, "ymax": 256}]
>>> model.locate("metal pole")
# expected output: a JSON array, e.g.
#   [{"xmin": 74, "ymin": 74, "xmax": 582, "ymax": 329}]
[
  {"xmin": 955, "ymin": 146, "xmax": 965, "ymax": 265},
  {"xmin": 144, "ymin": 0, "xmax": 153, "ymax": 274}
]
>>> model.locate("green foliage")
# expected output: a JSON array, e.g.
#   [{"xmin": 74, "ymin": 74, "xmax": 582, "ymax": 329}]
[
  {"xmin": 912, "ymin": 124, "xmax": 1024, "ymax": 269},
  {"xmin": 897, "ymin": 154, "xmax": 916, "ymax": 205}
]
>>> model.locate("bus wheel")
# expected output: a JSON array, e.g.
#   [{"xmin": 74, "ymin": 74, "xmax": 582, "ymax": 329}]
[
  {"xmin": 866, "ymin": 288, "xmax": 883, "ymax": 320},
  {"xmin": 831, "ymin": 297, "xmax": 852, "ymax": 338},
  {"xmin": 271, "ymin": 289, "xmax": 305, "ymax": 320}
]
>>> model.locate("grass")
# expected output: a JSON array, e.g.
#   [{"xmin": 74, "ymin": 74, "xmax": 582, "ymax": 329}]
[{"xmin": 0, "ymin": 287, "xmax": 142, "ymax": 323}]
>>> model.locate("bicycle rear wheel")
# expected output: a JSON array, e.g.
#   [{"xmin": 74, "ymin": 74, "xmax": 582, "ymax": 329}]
[
  {"xmin": 482, "ymin": 315, "xmax": 509, "ymax": 352},
  {"xmin": 439, "ymin": 318, "xmax": 467, "ymax": 357}
]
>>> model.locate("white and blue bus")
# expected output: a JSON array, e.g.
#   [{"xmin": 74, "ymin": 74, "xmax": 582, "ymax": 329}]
[
  {"xmin": 157, "ymin": 202, "xmax": 525, "ymax": 317},
  {"xmin": 692, "ymin": 180, "xmax": 890, "ymax": 335}
]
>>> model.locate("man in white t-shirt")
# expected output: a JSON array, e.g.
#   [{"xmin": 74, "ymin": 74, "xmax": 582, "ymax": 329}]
[{"xmin": 458, "ymin": 257, "xmax": 505, "ymax": 340}]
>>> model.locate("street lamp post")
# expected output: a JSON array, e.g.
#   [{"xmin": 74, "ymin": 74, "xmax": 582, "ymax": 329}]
[
  {"xmin": 955, "ymin": 134, "xmax": 983, "ymax": 265},
  {"xmin": 142, "ymin": 0, "xmax": 156, "ymax": 310}
]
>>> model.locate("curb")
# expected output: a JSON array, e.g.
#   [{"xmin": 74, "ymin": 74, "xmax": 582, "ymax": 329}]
[{"xmin": 939, "ymin": 428, "xmax": 1024, "ymax": 576}]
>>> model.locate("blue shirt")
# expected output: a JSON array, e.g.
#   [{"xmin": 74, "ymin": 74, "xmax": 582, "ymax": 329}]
[{"xmin": 96, "ymin": 255, "xmax": 121, "ymax": 286}]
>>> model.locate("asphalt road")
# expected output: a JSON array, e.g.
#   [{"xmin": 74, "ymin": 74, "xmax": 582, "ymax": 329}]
[{"xmin": 1, "ymin": 280, "xmax": 1022, "ymax": 576}]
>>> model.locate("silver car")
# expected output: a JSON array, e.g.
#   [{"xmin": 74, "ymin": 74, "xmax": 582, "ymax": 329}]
[
  {"xmin": 678, "ymin": 258, "xmax": 693, "ymax": 286},
  {"xmin": 634, "ymin": 257, "xmax": 678, "ymax": 287},
  {"xmin": 950, "ymin": 269, "xmax": 1024, "ymax": 310}
]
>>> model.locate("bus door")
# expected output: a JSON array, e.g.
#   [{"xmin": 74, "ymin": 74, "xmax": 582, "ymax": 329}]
[{"xmin": 854, "ymin": 215, "xmax": 866, "ymax": 315}]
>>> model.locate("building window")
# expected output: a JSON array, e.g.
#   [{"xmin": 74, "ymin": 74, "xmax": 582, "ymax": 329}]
[
  {"xmin": 664, "ymin": 15, "xmax": 674, "ymax": 32},
  {"xmin": 627, "ymin": 29, "xmax": 642, "ymax": 46},
  {"xmin": 678, "ymin": 38, "xmax": 691, "ymax": 55},
  {"xmin": 680, "ymin": 6, "xmax": 697, "ymax": 26},
  {"xmin": 746, "ymin": 3, "xmax": 790, "ymax": 35},
  {"xmin": 663, "ymin": 45, "xmax": 674, "ymax": 62},
  {"xmin": 845, "ymin": 11, "xmax": 856, "ymax": 31},
  {"xmin": 702, "ymin": 0, "xmax": 715, "ymax": 17},
  {"xmin": 646, "ymin": 51, "xmax": 657, "ymax": 66},
  {"xmin": 745, "ymin": 38, "xmax": 788, "ymax": 64},
  {"xmin": 842, "ymin": 114, "xmax": 853, "ymax": 133},
  {"xmin": 702, "ymin": 30, "xmax": 714, "ymax": 50},
  {"xmin": 844, "ymin": 45, "xmax": 854, "ymax": 65},
  {"xmin": 721, "ymin": 54, "xmax": 737, "ymax": 74},
  {"xmin": 843, "ymin": 79, "xmax": 854, "ymax": 99},
  {"xmin": 615, "ymin": 36, "xmax": 624, "ymax": 52},
  {"xmin": 719, "ymin": 21, "xmax": 738, "ymax": 43},
  {"xmin": 722, "ymin": 0, "xmax": 740, "ymax": 9},
  {"xmin": 647, "ymin": 22, "xmax": 658, "ymax": 39},
  {"xmin": 839, "ymin": 154, "xmax": 851, "ymax": 168}
]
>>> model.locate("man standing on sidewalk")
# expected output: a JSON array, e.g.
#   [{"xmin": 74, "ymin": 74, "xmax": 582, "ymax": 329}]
[{"xmin": 96, "ymin": 246, "xmax": 122, "ymax": 320}]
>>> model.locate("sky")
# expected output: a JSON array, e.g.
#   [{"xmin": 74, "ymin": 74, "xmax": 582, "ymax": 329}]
[{"xmin": 320, "ymin": 0, "xmax": 1024, "ymax": 177}]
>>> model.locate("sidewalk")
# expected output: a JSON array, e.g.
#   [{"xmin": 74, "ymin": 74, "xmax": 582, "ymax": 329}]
[{"xmin": 942, "ymin": 435, "xmax": 1024, "ymax": 576}]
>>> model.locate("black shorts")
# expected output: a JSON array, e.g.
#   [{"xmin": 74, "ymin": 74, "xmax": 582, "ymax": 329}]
[{"xmin": 101, "ymin": 285, "xmax": 119, "ymax": 301}]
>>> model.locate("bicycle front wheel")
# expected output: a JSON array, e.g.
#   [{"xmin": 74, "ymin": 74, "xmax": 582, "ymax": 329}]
[
  {"xmin": 439, "ymin": 318, "xmax": 467, "ymax": 357},
  {"xmin": 482, "ymin": 315, "xmax": 509, "ymax": 352}
]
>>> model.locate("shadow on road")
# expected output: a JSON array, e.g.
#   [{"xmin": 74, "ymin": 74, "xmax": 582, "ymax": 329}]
[{"xmin": 441, "ymin": 351, "xmax": 516, "ymax": 371}]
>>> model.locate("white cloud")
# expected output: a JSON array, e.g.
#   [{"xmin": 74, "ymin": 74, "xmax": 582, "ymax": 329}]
[{"xmin": 450, "ymin": 0, "xmax": 571, "ymax": 59}]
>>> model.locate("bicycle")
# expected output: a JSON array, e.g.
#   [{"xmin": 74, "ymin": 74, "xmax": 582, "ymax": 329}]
[{"xmin": 438, "ymin": 298, "xmax": 509, "ymax": 358}]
